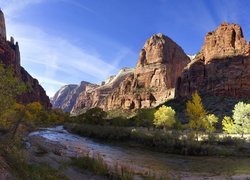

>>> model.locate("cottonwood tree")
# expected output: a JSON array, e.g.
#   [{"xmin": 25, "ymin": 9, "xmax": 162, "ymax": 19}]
[
  {"xmin": 222, "ymin": 102, "xmax": 250, "ymax": 137},
  {"xmin": 186, "ymin": 92, "xmax": 218, "ymax": 140},
  {"xmin": 222, "ymin": 116, "xmax": 236, "ymax": 134},
  {"xmin": 204, "ymin": 114, "xmax": 218, "ymax": 134},
  {"xmin": 154, "ymin": 105, "xmax": 176, "ymax": 131},
  {"xmin": 233, "ymin": 102, "xmax": 250, "ymax": 137}
]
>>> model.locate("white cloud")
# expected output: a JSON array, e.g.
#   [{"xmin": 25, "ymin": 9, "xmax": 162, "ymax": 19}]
[{"xmin": 0, "ymin": 0, "xmax": 45, "ymax": 18}]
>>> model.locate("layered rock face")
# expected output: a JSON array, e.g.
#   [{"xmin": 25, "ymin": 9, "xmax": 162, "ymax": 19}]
[
  {"xmin": 71, "ymin": 68, "xmax": 134, "ymax": 114},
  {"xmin": 69, "ymin": 34, "xmax": 190, "ymax": 114},
  {"xmin": 0, "ymin": 10, "xmax": 51, "ymax": 108},
  {"xmin": 51, "ymin": 81, "xmax": 96, "ymax": 112},
  {"xmin": 176, "ymin": 23, "xmax": 250, "ymax": 98},
  {"xmin": 102, "ymin": 33, "xmax": 190, "ymax": 111}
]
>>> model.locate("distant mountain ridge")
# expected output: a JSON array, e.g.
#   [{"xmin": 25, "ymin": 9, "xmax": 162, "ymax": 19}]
[{"xmin": 51, "ymin": 82, "xmax": 90, "ymax": 112}]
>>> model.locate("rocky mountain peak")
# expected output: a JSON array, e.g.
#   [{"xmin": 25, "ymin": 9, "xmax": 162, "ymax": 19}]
[
  {"xmin": 136, "ymin": 33, "xmax": 189, "ymax": 68},
  {"xmin": 0, "ymin": 9, "xmax": 6, "ymax": 39},
  {"xmin": 198, "ymin": 22, "xmax": 249, "ymax": 64}
]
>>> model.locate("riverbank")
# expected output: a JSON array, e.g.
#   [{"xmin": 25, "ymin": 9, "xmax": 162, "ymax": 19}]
[
  {"xmin": 64, "ymin": 123, "xmax": 250, "ymax": 157},
  {"xmin": 26, "ymin": 126, "xmax": 250, "ymax": 179}
]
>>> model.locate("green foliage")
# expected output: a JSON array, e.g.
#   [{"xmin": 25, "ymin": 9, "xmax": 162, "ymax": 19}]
[
  {"xmin": 0, "ymin": 64, "xmax": 26, "ymax": 116},
  {"xmin": 135, "ymin": 108, "xmax": 155, "ymax": 128},
  {"xmin": 83, "ymin": 107, "xmax": 107, "ymax": 125},
  {"xmin": 154, "ymin": 105, "xmax": 176, "ymax": 130},
  {"xmin": 222, "ymin": 102, "xmax": 250, "ymax": 136},
  {"xmin": 107, "ymin": 116, "xmax": 132, "ymax": 127},
  {"xmin": 233, "ymin": 102, "xmax": 250, "ymax": 136},
  {"xmin": 222, "ymin": 116, "xmax": 236, "ymax": 134}
]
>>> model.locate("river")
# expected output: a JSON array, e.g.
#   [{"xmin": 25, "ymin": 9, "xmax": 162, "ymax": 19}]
[{"xmin": 26, "ymin": 126, "xmax": 250, "ymax": 179}]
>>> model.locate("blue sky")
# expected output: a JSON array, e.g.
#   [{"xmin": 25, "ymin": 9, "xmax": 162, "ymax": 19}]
[{"xmin": 1, "ymin": 0, "xmax": 250, "ymax": 97}]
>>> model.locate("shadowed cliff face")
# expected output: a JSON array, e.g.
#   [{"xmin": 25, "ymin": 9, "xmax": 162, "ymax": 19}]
[
  {"xmin": 176, "ymin": 23, "xmax": 250, "ymax": 98},
  {"xmin": 0, "ymin": 10, "xmax": 51, "ymax": 109}
]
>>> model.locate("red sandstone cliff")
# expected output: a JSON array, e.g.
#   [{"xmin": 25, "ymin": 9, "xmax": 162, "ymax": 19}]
[
  {"xmin": 176, "ymin": 23, "xmax": 250, "ymax": 98},
  {"xmin": 102, "ymin": 33, "xmax": 190, "ymax": 111},
  {"xmin": 70, "ymin": 33, "xmax": 190, "ymax": 114}
]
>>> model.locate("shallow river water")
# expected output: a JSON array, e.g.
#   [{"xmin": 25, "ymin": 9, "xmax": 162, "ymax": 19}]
[{"xmin": 27, "ymin": 126, "xmax": 250, "ymax": 179}]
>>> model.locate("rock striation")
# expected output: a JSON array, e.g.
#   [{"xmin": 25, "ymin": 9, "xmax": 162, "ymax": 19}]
[
  {"xmin": 51, "ymin": 81, "xmax": 96, "ymax": 112},
  {"xmin": 0, "ymin": 10, "xmax": 51, "ymax": 108},
  {"xmin": 176, "ymin": 23, "xmax": 250, "ymax": 98}
]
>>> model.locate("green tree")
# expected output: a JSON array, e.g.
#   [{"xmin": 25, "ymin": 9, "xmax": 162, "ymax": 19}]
[
  {"xmin": 222, "ymin": 102, "xmax": 250, "ymax": 137},
  {"xmin": 186, "ymin": 92, "xmax": 207, "ymax": 139},
  {"xmin": 233, "ymin": 102, "xmax": 250, "ymax": 137},
  {"xmin": 135, "ymin": 108, "xmax": 155, "ymax": 128},
  {"xmin": 222, "ymin": 116, "xmax": 236, "ymax": 134},
  {"xmin": 153, "ymin": 105, "xmax": 176, "ymax": 131},
  {"xmin": 84, "ymin": 107, "xmax": 107, "ymax": 125}
]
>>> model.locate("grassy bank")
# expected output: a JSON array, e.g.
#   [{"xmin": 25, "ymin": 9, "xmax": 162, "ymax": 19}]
[
  {"xmin": 70, "ymin": 156, "xmax": 136, "ymax": 180},
  {"xmin": 0, "ymin": 137, "xmax": 68, "ymax": 180},
  {"xmin": 65, "ymin": 123, "xmax": 250, "ymax": 157}
]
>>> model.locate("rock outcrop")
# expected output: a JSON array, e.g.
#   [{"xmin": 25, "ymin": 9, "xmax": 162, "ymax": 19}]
[
  {"xmin": 176, "ymin": 23, "xmax": 250, "ymax": 98},
  {"xmin": 51, "ymin": 81, "xmax": 96, "ymax": 112},
  {"xmin": 0, "ymin": 10, "xmax": 51, "ymax": 108}
]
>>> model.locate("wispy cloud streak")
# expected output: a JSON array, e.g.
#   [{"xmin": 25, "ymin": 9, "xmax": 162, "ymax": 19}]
[{"xmin": 0, "ymin": 0, "xmax": 135, "ymax": 97}]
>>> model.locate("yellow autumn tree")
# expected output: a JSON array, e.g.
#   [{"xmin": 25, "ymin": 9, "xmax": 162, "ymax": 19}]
[
  {"xmin": 186, "ymin": 92, "xmax": 206, "ymax": 133},
  {"xmin": 186, "ymin": 92, "xmax": 218, "ymax": 140},
  {"xmin": 204, "ymin": 114, "xmax": 218, "ymax": 134},
  {"xmin": 154, "ymin": 105, "xmax": 176, "ymax": 131},
  {"xmin": 222, "ymin": 116, "xmax": 236, "ymax": 134}
]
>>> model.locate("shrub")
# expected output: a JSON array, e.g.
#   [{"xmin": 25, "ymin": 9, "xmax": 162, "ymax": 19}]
[{"xmin": 134, "ymin": 108, "xmax": 155, "ymax": 128}]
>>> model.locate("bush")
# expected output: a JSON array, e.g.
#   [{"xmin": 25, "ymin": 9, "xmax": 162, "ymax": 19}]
[
  {"xmin": 82, "ymin": 107, "xmax": 107, "ymax": 125},
  {"xmin": 134, "ymin": 108, "xmax": 155, "ymax": 128}
]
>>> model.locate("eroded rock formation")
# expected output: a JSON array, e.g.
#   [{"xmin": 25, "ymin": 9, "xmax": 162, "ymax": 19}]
[
  {"xmin": 69, "ymin": 33, "xmax": 190, "ymax": 114},
  {"xmin": 102, "ymin": 33, "xmax": 190, "ymax": 111},
  {"xmin": 176, "ymin": 23, "xmax": 250, "ymax": 98}
]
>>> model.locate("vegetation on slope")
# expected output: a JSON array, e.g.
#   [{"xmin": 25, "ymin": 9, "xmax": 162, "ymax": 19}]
[{"xmin": 0, "ymin": 64, "xmax": 70, "ymax": 179}]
